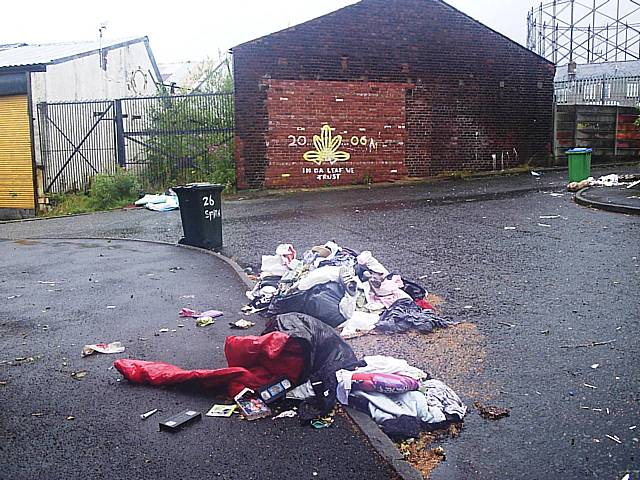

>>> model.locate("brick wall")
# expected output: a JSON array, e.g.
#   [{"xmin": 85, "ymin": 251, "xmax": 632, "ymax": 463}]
[
  {"xmin": 264, "ymin": 79, "xmax": 409, "ymax": 188},
  {"xmin": 234, "ymin": 0, "xmax": 555, "ymax": 189}
]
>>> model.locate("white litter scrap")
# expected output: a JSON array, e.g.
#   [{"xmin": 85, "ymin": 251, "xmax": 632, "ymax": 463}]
[
  {"xmin": 136, "ymin": 192, "xmax": 180, "ymax": 212},
  {"xmin": 339, "ymin": 311, "xmax": 379, "ymax": 338},
  {"xmin": 81, "ymin": 342, "xmax": 125, "ymax": 357},
  {"xmin": 538, "ymin": 223, "xmax": 552, "ymax": 228},
  {"xmin": 539, "ymin": 215, "xmax": 561, "ymax": 219},
  {"xmin": 140, "ymin": 408, "xmax": 159, "ymax": 420},
  {"xmin": 273, "ymin": 410, "xmax": 297, "ymax": 419},
  {"xmin": 592, "ymin": 174, "xmax": 620, "ymax": 187},
  {"xmin": 605, "ymin": 434, "xmax": 622, "ymax": 444},
  {"xmin": 549, "ymin": 193, "xmax": 564, "ymax": 197},
  {"xmin": 504, "ymin": 226, "xmax": 516, "ymax": 230}
]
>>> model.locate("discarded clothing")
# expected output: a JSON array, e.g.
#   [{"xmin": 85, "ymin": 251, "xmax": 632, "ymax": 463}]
[
  {"xmin": 351, "ymin": 372, "xmax": 420, "ymax": 394},
  {"xmin": 420, "ymin": 379, "xmax": 467, "ymax": 420},
  {"xmin": 260, "ymin": 244, "xmax": 300, "ymax": 277},
  {"xmin": 338, "ymin": 311, "xmax": 379, "ymax": 338},
  {"xmin": 296, "ymin": 265, "xmax": 341, "ymax": 291},
  {"xmin": 260, "ymin": 255, "xmax": 289, "ymax": 277},
  {"xmin": 246, "ymin": 276, "xmax": 281, "ymax": 310},
  {"xmin": 368, "ymin": 275, "xmax": 412, "ymax": 309},
  {"xmin": 114, "ymin": 332, "xmax": 306, "ymax": 398},
  {"xmin": 265, "ymin": 312, "xmax": 364, "ymax": 420},
  {"xmin": 247, "ymin": 242, "xmax": 449, "ymax": 340},
  {"xmin": 357, "ymin": 355, "xmax": 430, "ymax": 380},
  {"xmin": 351, "ymin": 390, "xmax": 441, "ymax": 424},
  {"xmin": 317, "ymin": 248, "xmax": 358, "ymax": 269},
  {"xmin": 356, "ymin": 251, "xmax": 389, "ymax": 277},
  {"xmin": 377, "ymin": 298, "xmax": 453, "ymax": 334},
  {"xmin": 336, "ymin": 355, "xmax": 429, "ymax": 404},
  {"xmin": 350, "ymin": 378, "xmax": 466, "ymax": 426}
]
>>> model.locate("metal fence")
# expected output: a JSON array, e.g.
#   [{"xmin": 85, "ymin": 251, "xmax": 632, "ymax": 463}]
[
  {"xmin": 37, "ymin": 93, "xmax": 234, "ymax": 193},
  {"xmin": 555, "ymin": 75, "xmax": 640, "ymax": 107}
]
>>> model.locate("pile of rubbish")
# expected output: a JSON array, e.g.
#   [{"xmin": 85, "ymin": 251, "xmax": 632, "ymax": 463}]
[
  {"xmin": 134, "ymin": 190, "xmax": 179, "ymax": 212},
  {"xmin": 245, "ymin": 242, "xmax": 454, "ymax": 338},
  {"xmin": 567, "ymin": 173, "xmax": 640, "ymax": 192},
  {"xmin": 114, "ymin": 241, "xmax": 466, "ymax": 440}
]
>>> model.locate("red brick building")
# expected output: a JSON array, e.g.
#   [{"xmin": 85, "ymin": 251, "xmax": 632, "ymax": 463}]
[{"xmin": 232, "ymin": 0, "xmax": 555, "ymax": 190}]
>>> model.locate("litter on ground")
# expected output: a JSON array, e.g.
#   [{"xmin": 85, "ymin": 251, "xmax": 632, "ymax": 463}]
[
  {"xmin": 196, "ymin": 317, "xmax": 216, "ymax": 327},
  {"xmin": 230, "ymin": 319, "xmax": 255, "ymax": 329},
  {"xmin": 81, "ymin": 342, "xmax": 125, "ymax": 357},
  {"xmin": 474, "ymin": 401, "xmax": 510, "ymax": 420},
  {"xmin": 135, "ymin": 191, "xmax": 179, "ymax": 212},
  {"xmin": 114, "ymin": 241, "xmax": 467, "ymax": 442}
]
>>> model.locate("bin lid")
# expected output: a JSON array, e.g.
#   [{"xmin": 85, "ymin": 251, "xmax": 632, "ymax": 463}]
[
  {"xmin": 173, "ymin": 183, "xmax": 224, "ymax": 190},
  {"xmin": 566, "ymin": 148, "xmax": 592, "ymax": 153}
]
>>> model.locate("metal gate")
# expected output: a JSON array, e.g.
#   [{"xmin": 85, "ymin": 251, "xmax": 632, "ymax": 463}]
[{"xmin": 37, "ymin": 93, "xmax": 234, "ymax": 193}]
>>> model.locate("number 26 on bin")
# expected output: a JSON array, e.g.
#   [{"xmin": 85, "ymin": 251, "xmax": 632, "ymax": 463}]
[{"xmin": 202, "ymin": 195, "xmax": 216, "ymax": 207}]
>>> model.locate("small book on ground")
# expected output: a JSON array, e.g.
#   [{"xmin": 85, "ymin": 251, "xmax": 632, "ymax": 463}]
[{"xmin": 205, "ymin": 404, "xmax": 237, "ymax": 417}]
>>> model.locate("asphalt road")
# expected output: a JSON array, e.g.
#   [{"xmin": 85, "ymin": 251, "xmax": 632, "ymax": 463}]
[
  {"xmin": 0, "ymin": 239, "xmax": 396, "ymax": 480},
  {"xmin": 1, "ymin": 167, "xmax": 639, "ymax": 479}
]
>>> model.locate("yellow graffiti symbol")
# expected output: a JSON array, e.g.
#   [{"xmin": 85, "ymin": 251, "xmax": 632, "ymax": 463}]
[{"xmin": 303, "ymin": 125, "xmax": 351, "ymax": 165}]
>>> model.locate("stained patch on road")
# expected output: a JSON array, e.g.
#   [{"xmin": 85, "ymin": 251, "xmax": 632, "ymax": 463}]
[{"xmin": 347, "ymin": 323, "xmax": 486, "ymax": 399}]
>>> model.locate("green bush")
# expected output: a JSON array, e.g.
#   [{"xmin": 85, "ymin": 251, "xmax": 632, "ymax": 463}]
[
  {"xmin": 42, "ymin": 169, "xmax": 140, "ymax": 217},
  {"xmin": 89, "ymin": 169, "xmax": 141, "ymax": 209}
]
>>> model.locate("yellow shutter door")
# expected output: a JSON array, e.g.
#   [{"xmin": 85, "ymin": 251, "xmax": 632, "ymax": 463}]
[{"xmin": 0, "ymin": 95, "xmax": 34, "ymax": 209}]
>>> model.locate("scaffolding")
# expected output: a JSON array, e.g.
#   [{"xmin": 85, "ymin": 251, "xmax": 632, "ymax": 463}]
[{"xmin": 527, "ymin": 0, "xmax": 640, "ymax": 65}]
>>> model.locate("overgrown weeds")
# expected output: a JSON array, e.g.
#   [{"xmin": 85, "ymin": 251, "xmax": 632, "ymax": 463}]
[{"xmin": 42, "ymin": 168, "xmax": 141, "ymax": 216}]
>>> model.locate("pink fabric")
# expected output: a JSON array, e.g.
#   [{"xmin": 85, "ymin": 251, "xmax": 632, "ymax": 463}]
[
  {"xmin": 368, "ymin": 275, "xmax": 412, "ymax": 308},
  {"xmin": 351, "ymin": 372, "xmax": 420, "ymax": 394}
]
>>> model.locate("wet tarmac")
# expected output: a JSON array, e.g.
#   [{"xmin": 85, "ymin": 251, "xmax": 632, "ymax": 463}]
[{"xmin": 1, "ymin": 167, "xmax": 639, "ymax": 479}]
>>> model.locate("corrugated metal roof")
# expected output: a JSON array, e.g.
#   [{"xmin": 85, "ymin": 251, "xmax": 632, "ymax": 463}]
[
  {"xmin": 555, "ymin": 60, "xmax": 640, "ymax": 81},
  {"xmin": 0, "ymin": 37, "xmax": 146, "ymax": 69}
]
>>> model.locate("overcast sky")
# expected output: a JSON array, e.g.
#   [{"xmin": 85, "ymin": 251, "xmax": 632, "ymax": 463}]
[{"xmin": 0, "ymin": 0, "xmax": 532, "ymax": 63}]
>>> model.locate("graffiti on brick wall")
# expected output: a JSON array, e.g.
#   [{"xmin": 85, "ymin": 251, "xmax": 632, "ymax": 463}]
[
  {"xmin": 302, "ymin": 125, "xmax": 351, "ymax": 165},
  {"xmin": 284, "ymin": 124, "xmax": 381, "ymax": 181}
]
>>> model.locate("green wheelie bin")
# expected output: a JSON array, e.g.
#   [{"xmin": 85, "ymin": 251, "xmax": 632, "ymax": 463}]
[{"xmin": 566, "ymin": 148, "xmax": 592, "ymax": 183}]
